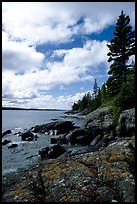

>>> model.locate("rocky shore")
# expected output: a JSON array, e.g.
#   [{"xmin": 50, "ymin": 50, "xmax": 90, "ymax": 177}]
[{"xmin": 2, "ymin": 107, "xmax": 135, "ymax": 202}]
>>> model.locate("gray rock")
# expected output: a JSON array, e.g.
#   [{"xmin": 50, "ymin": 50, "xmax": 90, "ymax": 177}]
[
  {"xmin": 50, "ymin": 135, "xmax": 68, "ymax": 145},
  {"xmin": 31, "ymin": 122, "xmax": 56, "ymax": 133},
  {"xmin": 116, "ymin": 178, "xmax": 135, "ymax": 202},
  {"xmin": 118, "ymin": 108, "xmax": 135, "ymax": 137},
  {"xmin": 54, "ymin": 120, "xmax": 75, "ymax": 135},
  {"xmin": 39, "ymin": 144, "xmax": 66, "ymax": 159},
  {"xmin": 95, "ymin": 137, "xmax": 109, "ymax": 149},
  {"xmin": 2, "ymin": 139, "xmax": 11, "ymax": 146},
  {"xmin": 84, "ymin": 107, "xmax": 115, "ymax": 138},
  {"xmin": 20, "ymin": 131, "xmax": 35, "ymax": 141},
  {"xmin": 31, "ymin": 120, "xmax": 75, "ymax": 135},
  {"xmin": 2, "ymin": 130, "xmax": 12, "ymax": 137},
  {"xmin": 90, "ymin": 135, "xmax": 103, "ymax": 146},
  {"xmin": 67, "ymin": 128, "xmax": 91, "ymax": 145},
  {"xmin": 8, "ymin": 143, "xmax": 18, "ymax": 148},
  {"xmin": 2, "ymin": 136, "xmax": 135, "ymax": 202}
]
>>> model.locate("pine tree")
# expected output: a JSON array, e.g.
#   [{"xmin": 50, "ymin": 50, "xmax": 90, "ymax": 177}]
[
  {"xmin": 100, "ymin": 83, "xmax": 107, "ymax": 104},
  {"xmin": 106, "ymin": 10, "xmax": 135, "ymax": 97},
  {"xmin": 92, "ymin": 79, "xmax": 99, "ymax": 99}
]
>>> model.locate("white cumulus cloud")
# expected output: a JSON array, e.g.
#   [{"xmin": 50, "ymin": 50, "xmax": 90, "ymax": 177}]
[
  {"xmin": 2, "ymin": 31, "xmax": 44, "ymax": 72},
  {"xmin": 2, "ymin": 2, "xmax": 135, "ymax": 45}
]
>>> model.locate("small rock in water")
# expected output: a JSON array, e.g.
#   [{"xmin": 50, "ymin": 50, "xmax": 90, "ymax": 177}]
[
  {"xmin": 8, "ymin": 143, "xmax": 18, "ymax": 148},
  {"xmin": 2, "ymin": 139, "xmax": 11, "ymax": 146},
  {"xmin": 2, "ymin": 129, "xmax": 12, "ymax": 137}
]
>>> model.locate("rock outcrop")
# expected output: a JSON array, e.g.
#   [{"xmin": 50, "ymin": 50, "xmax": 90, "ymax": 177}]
[
  {"xmin": 2, "ymin": 107, "xmax": 135, "ymax": 202},
  {"xmin": 117, "ymin": 108, "xmax": 135, "ymax": 137},
  {"xmin": 38, "ymin": 144, "xmax": 66, "ymax": 159},
  {"xmin": 31, "ymin": 120, "xmax": 75, "ymax": 135},
  {"xmin": 84, "ymin": 107, "xmax": 115, "ymax": 138},
  {"xmin": 66, "ymin": 128, "xmax": 91, "ymax": 145},
  {"xmin": 2, "ymin": 136, "xmax": 135, "ymax": 202}
]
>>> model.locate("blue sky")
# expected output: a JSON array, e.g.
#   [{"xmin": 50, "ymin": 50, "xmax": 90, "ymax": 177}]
[{"xmin": 2, "ymin": 2, "xmax": 135, "ymax": 110}]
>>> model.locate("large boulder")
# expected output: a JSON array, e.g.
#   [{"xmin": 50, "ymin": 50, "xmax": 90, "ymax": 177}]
[
  {"xmin": 84, "ymin": 107, "xmax": 115, "ymax": 138},
  {"xmin": 50, "ymin": 135, "xmax": 68, "ymax": 145},
  {"xmin": 66, "ymin": 128, "xmax": 91, "ymax": 145},
  {"xmin": 20, "ymin": 131, "xmax": 35, "ymax": 141},
  {"xmin": 31, "ymin": 122, "xmax": 56, "ymax": 133},
  {"xmin": 117, "ymin": 108, "xmax": 135, "ymax": 137},
  {"xmin": 54, "ymin": 120, "xmax": 75, "ymax": 135},
  {"xmin": 38, "ymin": 144, "xmax": 66, "ymax": 159},
  {"xmin": 31, "ymin": 120, "xmax": 75, "ymax": 135}
]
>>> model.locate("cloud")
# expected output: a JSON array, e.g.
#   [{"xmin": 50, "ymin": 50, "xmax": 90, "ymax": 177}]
[
  {"xmin": 2, "ymin": 90, "xmax": 86, "ymax": 110},
  {"xmin": 2, "ymin": 2, "xmax": 135, "ymax": 109},
  {"xmin": 3, "ymin": 39, "xmax": 109, "ymax": 96},
  {"xmin": 2, "ymin": 31, "xmax": 44, "ymax": 72},
  {"xmin": 2, "ymin": 39, "xmax": 109, "ymax": 109},
  {"xmin": 2, "ymin": 2, "xmax": 135, "ymax": 45}
]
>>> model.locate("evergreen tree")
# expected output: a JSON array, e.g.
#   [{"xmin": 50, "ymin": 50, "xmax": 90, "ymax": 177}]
[
  {"xmin": 106, "ymin": 10, "xmax": 135, "ymax": 97},
  {"xmin": 72, "ymin": 102, "xmax": 79, "ymax": 111},
  {"xmin": 92, "ymin": 79, "xmax": 99, "ymax": 99},
  {"xmin": 100, "ymin": 83, "xmax": 107, "ymax": 104}
]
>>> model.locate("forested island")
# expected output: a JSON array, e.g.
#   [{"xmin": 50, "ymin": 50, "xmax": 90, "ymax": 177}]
[{"xmin": 2, "ymin": 107, "xmax": 65, "ymax": 111}]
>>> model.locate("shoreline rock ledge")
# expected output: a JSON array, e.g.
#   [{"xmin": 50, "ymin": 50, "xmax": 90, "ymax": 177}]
[{"xmin": 2, "ymin": 107, "xmax": 135, "ymax": 202}]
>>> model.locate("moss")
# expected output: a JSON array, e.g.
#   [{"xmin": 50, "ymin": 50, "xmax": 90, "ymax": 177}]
[
  {"xmin": 96, "ymin": 173, "xmax": 107, "ymax": 186},
  {"xmin": 59, "ymin": 192, "xmax": 74, "ymax": 202},
  {"xmin": 109, "ymin": 153, "xmax": 119, "ymax": 162},
  {"xmin": 9, "ymin": 180, "xmax": 27, "ymax": 197},
  {"xmin": 120, "ymin": 172, "xmax": 129, "ymax": 177}
]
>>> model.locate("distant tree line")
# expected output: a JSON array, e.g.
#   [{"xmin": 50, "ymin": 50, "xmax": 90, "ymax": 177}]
[{"xmin": 72, "ymin": 10, "xmax": 135, "ymax": 116}]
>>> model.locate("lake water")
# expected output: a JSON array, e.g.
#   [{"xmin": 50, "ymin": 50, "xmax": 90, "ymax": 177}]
[{"xmin": 2, "ymin": 110, "xmax": 84, "ymax": 175}]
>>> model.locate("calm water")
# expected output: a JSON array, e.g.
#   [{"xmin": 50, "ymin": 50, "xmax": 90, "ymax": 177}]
[
  {"xmin": 2, "ymin": 110, "xmax": 66, "ymax": 131},
  {"xmin": 2, "ymin": 110, "xmax": 84, "ymax": 175}
]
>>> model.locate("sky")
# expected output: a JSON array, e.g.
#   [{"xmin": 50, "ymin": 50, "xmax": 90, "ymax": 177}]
[{"xmin": 2, "ymin": 2, "xmax": 135, "ymax": 110}]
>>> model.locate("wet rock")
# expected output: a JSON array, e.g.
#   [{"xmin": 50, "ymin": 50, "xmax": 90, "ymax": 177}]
[
  {"xmin": 54, "ymin": 120, "xmax": 75, "ymax": 135},
  {"xmin": 20, "ymin": 131, "xmax": 35, "ymax": 141},
  {"xmin": 14, "ymin": 131, "xmax": 21, "ymax": 135},
  {"xmin": 95, "ymin": 136, "xmax": 114, "ymax": 149},
  {"xmin": 39, "ymin": 144, "xmax": 66, "ymax": 159},
  {"xmin": 2, "ymin": 136, "xmax": 135, "ymax": 202},
  {"xmin": 50, "ymin": 137, "xmax": 59, "ymax": 144},
  {"xmin": 90, "ymin": 135, "xmax": 103, "ymax": 146},
  {"xmin": 67, "ymin": 128, "xmax": 91, "ymax": 145},
  {"xmin": 76, "ymin": 135, "xmax": 91, "ymax": 145},
  {"xmin": 2, "ymin": 139, "xmax": 11, "ymax": 146},
  {"xmin": 31, "ymin": 120, "xmax": 75, "ymax": 135},
  {"xmin": 89, "ymin": 134, "xmax": 115, "ymax": 149},
  {"xmin": 50, "ymin": 135, "xmax": 68, "ymax": 145},
  {"xmin": 2, "ymin": 129, "xmax": 12, "ymax": 137},
  {"xmin": 8, "ymin": 143, "xmax": 18, "ymax": 148},
  {"xmin": 31, "ymin": 122, "xmax": 56, "ymax": 133}
]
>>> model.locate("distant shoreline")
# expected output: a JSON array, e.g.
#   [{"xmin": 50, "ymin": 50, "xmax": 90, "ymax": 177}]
[{"xmin": 2, "ymin": 107, "xmax": 67, "ymax": 111}]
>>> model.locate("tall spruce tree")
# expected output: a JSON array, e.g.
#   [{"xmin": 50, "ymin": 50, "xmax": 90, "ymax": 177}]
[
  {"xmin": 100, "ymin": 83, "xmax": 107, "ymax": 104},
  {"xmin": 106, "ymin": 10, "xmax": 135, "ymax": 97},
  {"xmin": 92, "ymin": 79, "xmax": 99, "ymax": 99}
]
